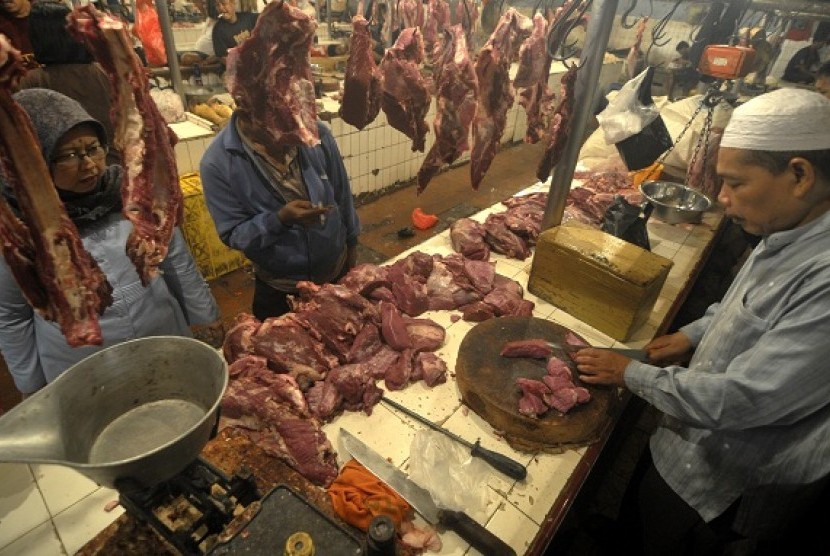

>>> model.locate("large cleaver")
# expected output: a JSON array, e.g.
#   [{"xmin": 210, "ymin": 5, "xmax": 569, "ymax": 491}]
[{"xmin": 340, "ymin": 429, "xmax": 517, "ymax": 556}]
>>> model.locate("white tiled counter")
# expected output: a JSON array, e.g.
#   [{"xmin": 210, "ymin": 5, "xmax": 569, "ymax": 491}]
[{"xmin": 0, "ymin": 179, "xmax": 723, "ymax": 554}]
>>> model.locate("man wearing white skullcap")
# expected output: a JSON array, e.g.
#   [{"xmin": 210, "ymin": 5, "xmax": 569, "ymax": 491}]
[{"xmin": 574, "ymin": 88, "xmax": 830, "ymax": 554}]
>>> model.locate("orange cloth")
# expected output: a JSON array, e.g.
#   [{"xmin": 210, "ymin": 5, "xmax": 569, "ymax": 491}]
[{"xmin": 327, "ymin": 459, "xmax": 413, "ymax": 531}]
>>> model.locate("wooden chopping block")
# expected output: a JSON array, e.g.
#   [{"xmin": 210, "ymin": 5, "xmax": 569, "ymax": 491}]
[
  {"xmin": 528, "ymin": 226, "xmax": 673, "ymax": 341},
  {"xmin": 455, "ymin": 316, "xmax": 621, "ymax": 452}
]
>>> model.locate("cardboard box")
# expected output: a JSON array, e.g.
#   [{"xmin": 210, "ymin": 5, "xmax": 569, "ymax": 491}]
[
  {"xmin": 179, "ymin": 173, "xmax": 249, "ymax": 281},
  {"xmin": 528, "ymin": 226, "xmax": 673, "ymax": 341}
]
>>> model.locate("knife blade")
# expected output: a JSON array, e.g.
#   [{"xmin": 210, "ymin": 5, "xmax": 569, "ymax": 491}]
[
  {"xmin": 548, "ymin": 341, "xmax": 648, "ymax": 362},
  {"xmin": 339, "ymin": 429, "xmax": 517, "ymax": 556},
  {"xmin": 380, "ymin": 396, "xmax": 527, "ymax": 481}
]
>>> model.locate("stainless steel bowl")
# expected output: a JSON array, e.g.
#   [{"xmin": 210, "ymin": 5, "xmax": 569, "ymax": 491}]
[{"xmin": 640, "ymin": 181, "xmax": 712, "ymax": 224}]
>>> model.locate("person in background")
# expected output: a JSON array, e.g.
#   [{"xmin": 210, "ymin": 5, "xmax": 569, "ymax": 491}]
[
  {"xmin": 19, "ymin": 1, "xmax": 121, "ymax": 165},
  {"xmin": 200, "ymin": 114, "xmax": 360, "ymax": 320},
  {"xmin": 783, "ymin": 35, "xmax": 828, "ymax": 84},
  {"xmin": 665, "ymin": 40, "xmax": 699, "ymax": 101},
  {"xmin": 0, "ymin": 89, "xmax": 224, "ymax": 398},
  {"xmin": 0, "ymin": 0, "xmax": 36, "ymax": 68},
  {"xmin": 212, "ymin": 0, "xmax": 257, "ymax": 62},
  {"xmin": 815, "ymin": 61, "xmax": 830, "ymax": 99},
  {"xmin": 180, "ymin": 0, "xmax": 220, "ymax": 66},
  {"xmin": 575, "ymin": 88, "xmax": 830, "ymax": 554}
]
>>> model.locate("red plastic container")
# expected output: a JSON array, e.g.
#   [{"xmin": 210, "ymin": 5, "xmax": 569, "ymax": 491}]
[{"xmin": 697, "ymin": 45, "xmax": 757, "ymax": 79}]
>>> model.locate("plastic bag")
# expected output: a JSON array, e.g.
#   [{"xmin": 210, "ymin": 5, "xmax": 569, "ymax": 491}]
[
  {"xmin": 133, "ymin": 0, "xmax": 167, "ymax": 67},
  {"xmin": 149, "ymin": 88, "xmax": 185, "ymax": 123},
  {"xmin": 407, "ymin": 430, "xmax": 496, "ymax": 523},
  {"xmin": 601, "ymin": 196, "xmax": 653, "ymax": 251},
  {"xmin": 597, "ymin": 67, "xmax": 661, "ymax": 144}
]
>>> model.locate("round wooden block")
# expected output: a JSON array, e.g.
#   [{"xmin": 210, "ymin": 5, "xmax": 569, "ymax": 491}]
[{"xmin": 455, "ymin": 316, "xmax": 620, "ymax": 452}]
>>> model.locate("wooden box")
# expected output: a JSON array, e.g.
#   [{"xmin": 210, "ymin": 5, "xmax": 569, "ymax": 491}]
[{"xmin": 528, "ymin": 226, "xmax": 673, "ymax": 341}]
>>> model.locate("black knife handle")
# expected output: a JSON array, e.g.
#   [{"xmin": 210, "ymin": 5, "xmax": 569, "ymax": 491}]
[
  {"xmin": 438, "ymin": 509, "xmax": 516, "ymax": 556},
  {"xmin": 471, "ymin": 441, "xmax": 527, "ymax": 481}
]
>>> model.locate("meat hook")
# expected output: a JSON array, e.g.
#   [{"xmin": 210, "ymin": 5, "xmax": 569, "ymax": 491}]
[
  {"xmin": 621, "ymin": 0, "xmax": 638, "ymax": 29},
  {"xmin": 547, "ymin": 0, "xmax": 590, "ymax": 62}
]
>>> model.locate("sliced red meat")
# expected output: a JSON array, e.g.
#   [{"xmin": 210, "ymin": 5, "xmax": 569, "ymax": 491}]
[
  {"xmin": 379, "ymin": 27, "xmax": 430, "ymax": 152},
  {"xmin": 515, "ymin": 14, "xmax": 556, "ymax": 144},
  {"xmin": 463, "ymin": 258, "xmax": 495, "ymax": 294},
  {"xmin": 450, "ymin": 218, "xmax": 490, "ymax": 261},
  {"xmin": 546, "ymin": 356, "xmax": 572, "ymax": 379},
  {"xmin": 417, "ymin": 24, "xmax": 478, "ymax": 194},
  {"xmin": 305, "ymin": 380, "xmax": 343, "ymax": 421},
  {"xmin": 223, "ymin": 313, "xmax": 262, "ymax": 363},
  {"xmin": 544, "ymin": 387, "xmax": 578, "ymax": 414},
  {"xmin": 347, "ymin": 323, "xmax": 383, "ymax": 363},
  {"xmin": 536, "ymin": 62, "xmax": 579, "ymax": 182},
  {"xmin": 403, "ymin": 317, "xmax": 446, "ymax": 352},
  {"xmin": 500, "ymin": 339, "xmax": 553, "ymax": 358},
  {"xmin": 326, "ymin": 363, "xmax": 382, "ymax": 413},
  {"xmin": 461, "ymin": 301, "xmax": 496, "ymax": 322},
  {"xmin": 574, "ymin": 386, "xmax": 591, "ymax": 404},
  {"xmin": 340, "ymin": 14, "xmax": 382, "ymax": 130},
  {"xmin": 516, "ymin": 377, "xmax": 551, "ymax": 418},
  {"xmin": 484, "ymin": 213, "xmax": 530, "ymax": 260},
  {"xmin": 385, "ymin": 348, "xmax": 414, "ymax": 390},
  {"xmin": 363, "ymin": 345, "xmax": 401, "ymax": 380},
  {"xmin": 387, "ymin": 263, "xmax": 430, "ymax": 316},
  {"xmin": 380, "ymin": 301, "xmax": 413, "ymax": 350},
  {"xmin": 411, "ymin": 351, "xmax": 448, "ymax": 386},
  {"xmin": 388, "ymin": 251, "xmax": 434, "ymax": 283}
]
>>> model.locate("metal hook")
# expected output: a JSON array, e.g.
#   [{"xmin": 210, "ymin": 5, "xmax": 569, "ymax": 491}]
[
  {"xmin": 621, "ymin": 0, "xmax": 638, "ymax": 29},
  {"xmin": 546, "ymin": 0, "xmax": 590, "ymax": 61}
]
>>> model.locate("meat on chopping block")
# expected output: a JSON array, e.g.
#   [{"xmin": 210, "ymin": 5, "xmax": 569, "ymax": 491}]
[
  {"xmin": 514, "ymin": 13, "xmax": 556, "ymax": 144},
  {"xmin": 0, "ymin": 36, "xmax": 112, "ymax": 347},
  {"xmin": 416, "ymin": 24, "xmax": 479, "ymax": 194},
  {"xmin": 501, "ymin": 339, "xmax": 553, "ymax": 358},
  {"xmin": 470, "ymin": 8, "xmax": 531, "ymax": 189},
  {"xmin": 225, "ymin": 1, "xmax": 319, "ymax": 149},
  {"xmin": 68, "ymin": 6, "xmax": 182, "ymax": 285},
  {"xmin": 379, "ymin": 27, "xmax": 431, "ymax": 152},
  {"xmin": 536, "ymin": 62, "xmax": 579, "ymax": 182},
  {"xmin": 339, "ymin": 12, "xmax": 382, "ymax": 130}
]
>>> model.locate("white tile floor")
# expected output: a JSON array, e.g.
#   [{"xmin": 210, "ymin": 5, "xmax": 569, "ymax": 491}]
[{"xmin": 0, "ymin": 463, "xmax": 122, "ymax": 556}]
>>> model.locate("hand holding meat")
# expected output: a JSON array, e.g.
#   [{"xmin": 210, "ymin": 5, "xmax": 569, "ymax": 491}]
[
  {"xmin": 278, "ymin": 200, "xmax": 332, "ymax": 227},
  {"xmin": 574, "ymin": 348, "xmax": 629, "ymax": 386},
  {"xmin": 643, "ymin": 332, "xmax": 692, "ymax": 365}
]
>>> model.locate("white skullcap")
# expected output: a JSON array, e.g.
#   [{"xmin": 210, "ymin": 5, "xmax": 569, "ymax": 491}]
[{"xmin": 720, "ymin": 88, "xmax": 830, "ymax": 151}]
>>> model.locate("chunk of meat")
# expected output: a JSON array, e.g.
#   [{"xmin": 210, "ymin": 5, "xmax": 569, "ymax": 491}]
[
  {"xmin": 385, "ymin": 348, "xmax": 414, "ymax": 390},
  {"xmin": 470, "ymin": 9, "xmax": 531, "ymax": 189},
  {"xmin": 411, "ymin": 351, "xmax": 448, "ymax": 386},
  {"xmin": 228, "ymin": 354, "xmax": 270, "ymax": 378},
  {"xmin": 403, "ymin": 317, "xmax": 446, "ymax": 352},
  {"xmin": 515, "ymin": 14, "xmax": 556, "ymax": 144},
  {"xmin": 484, "ymin": 213, "xmax": 530, "ymax": 260},
  {"xmin": 338, "ymin": 263, "xmax": 390, "ymax": 297},
  {"xmin": 225, "ymin": 1, "xmax": 319, "ymax": 149},
  {"xmin": 69, "ymin": 6, "xmax": 182, "ymax": 285},
  {"xmin": 516, "ymin": 377, "xmax": 550, "ymax": 418},
  {"xmin": 305, "ymin": 380, "xmax": 343, "ymax": 421},
  {"xmin": 0, "ymin": 36, "xmax": 112, "ymax": 347},
  {"xmin": 450, "ymin": 218, "xmax": 490, "ymax": 261},
  {"xmin": 340, "ymin": 14, "xmax": 382, "ymax": 130},
  {"xmin": 416, "ymin": 25, "xmax": 478, "ymax": 194},
  {"xmin": 347, "ymin": 323, "xmax": 383, "ymax": 363},
  {"xmin": 380, "ymin": 301, "xmax": 413, "ymax": 350},
  {"xmin": 544, "ymin": 386, "xmax": 578, "ymax": 414},
  {"xmin": 223, "ymin": 313, "xmax": 262, "ymax": 363},
  {"xmin": 536, "ymin": 62, "xmax": 579, "ymax": 182},
  {"xmin": 500, "ymin": 339, "xmax": 553, "ymax": 358},
  {"xmin": 379, "ymin": 27, "xmax": 430, "ymax": 152}
]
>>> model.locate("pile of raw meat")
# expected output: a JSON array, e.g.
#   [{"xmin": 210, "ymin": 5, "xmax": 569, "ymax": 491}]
[
  {"xmin": 220, "ymin": 251, "xmax": 535, "ymax": 486},
  {"xmin": 340, "ymin": 1, "xmax": 595, "ymax": 193},
  {"xmin": 502, "ymin": 334, "xmax": 591, "ymax": 418}
]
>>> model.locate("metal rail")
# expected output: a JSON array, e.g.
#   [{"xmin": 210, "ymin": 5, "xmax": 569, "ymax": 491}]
[{"xmin": 154, "ymin": 0, "xmax": 186, "ymax": 105}]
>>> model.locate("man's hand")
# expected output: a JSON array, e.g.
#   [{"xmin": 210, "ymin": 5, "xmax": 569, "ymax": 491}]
[
  {"xmin": 644, "ymin": 332, "xmax": 693, "ymax": 365},
  {"xmin": 574, "ymin": 349, "xmax": 630, "ymax": 386},
  {"xmin": 278, "ymin": 200, "xmax": 332, "ymax": 227},
  {"xmin": 191, "ymin": 319, "xmax": 226, "ymax": 349}
]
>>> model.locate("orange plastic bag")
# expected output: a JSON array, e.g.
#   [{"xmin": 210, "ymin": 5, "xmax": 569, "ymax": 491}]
[
  {"xmin": 411, "ymin": 207, "xmax": 438, "ymax": 230},
  {"xmin": 327, "ymin": 460, "xmax": 413, "ymax": 531},
  {"xmin": 133, "ymin": 0, "xmax": 167, "ymax": 66}
]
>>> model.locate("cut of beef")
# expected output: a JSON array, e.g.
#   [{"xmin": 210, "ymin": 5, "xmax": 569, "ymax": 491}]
[
  {"xmin": 326, "ymin": 363, "xmax": 383, "ymax": 412},
  {"xmin": 305, "ymin": 380, "xmax": 343, "ymax": 421},
  {"xmin": 536, "ymin": 62, "xmax": 579, "ymax": 182},
  {"xmin": 484, "ymin": 213, "xmax": 530, "ymax": 260},
  {"xmin": 380, "ymin": 301, "xmax": 413, "ymax": 350},
  {"xmin": 225, "ymin": 1, "xmax": 319, "ymax": 149},
  {"xmin": 69, "ymin": 6, "xmax": 182, "ymax": 285},
  {"xmin": 470, "ymin": 9, "xmax": 531, "ymax": 189},
  {"xmin": 222, "ymin": 313, "xmax": 262, "ymax": 363},
  {"xmin": 347, "ymin": 322, "xmax": 383, "ymax": 363},
  {"xmin": 379, "ymin": 27, "xmax": 430, "ymax": 152},
  {"xmin": 545, "ymin": 386, "xmax": 578, "ymax": 414},
  {"xmin": 0, "ymin": 35, "xmax": 112, "ymax": 347},
  {"xmin": 461, "ymin": 301, "xmax": 496, "ymax": 322},
  {"xmin": 338, "ymin": 263, "xmax": 390, "ymax": 297},
  {"xmin": 340, "ymin": 14, "xmax": 382, "ymax": 130},
  {"xmin": 411, "ymin": 352, "xmax": 448, "ymax": 386},
  {"xmin": 482, "ymin": 287, "xmax": 534, "ymax": 317},
  {"xmin": 363, "ymin": 345, "xmax": 401, "ymax": 379},
  {"xmin": 387, "ymin": 262, "xmax": 430, "ymax": 316},
  {"xmin": 463, "ymin": 258, "xmax": 495, "ymax": 293},
  {"xmin": 228, "ymin": 354, "xmax": 270, "ymax": 378},
  {"xmin": 422, "ymin": 0, "xmax": 451, "ymax": 55},
  {"xmin": 515, "ymin": 14, "xmax": 555, "ymax": 144},
  {"xmin": 455, "ymin": 0, "xmax": 478, "ymax": 47},
  {"xmin": 546, "ymin": 356, "xmax": 572, "ymax": 379},
  {"xmin": 500, "ymin": 339, "xmax": 553, "ymax": 358},
  {"xmin": 385, "ymin": 348, "xmax": 414, "ymax": 390},
  {"xmin": 417, "ymin": 24, "xmax": 478, "ymax": 194},
  {"xmin": 450, "ymin": 218, "xmax": 490, "ymax": 261},
  {"xmin": 516, "ymin": 377, "xmax": 550, "ymax": 418},
  {"xmin": 403, "ymin": 317, "xmax": 445, "ymax": 352},
  {"xmin": 388, "ymin": 251, "xmax": 434, "ymax": 283}
]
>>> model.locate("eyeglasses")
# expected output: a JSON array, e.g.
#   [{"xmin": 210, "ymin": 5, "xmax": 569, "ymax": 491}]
[{"xmin": 51, "ymin": 145, "xmax": 108, "ymax": 169}]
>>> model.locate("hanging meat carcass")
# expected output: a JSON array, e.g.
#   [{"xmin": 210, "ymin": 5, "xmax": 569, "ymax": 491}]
[
  {"xmin": 0, "ymin": 36, "xmax": 112, "ymax": 347},
  {"xmin": 339, "ymin": 12, "xmax": 382, "ymax": 130},
  {"xmin": 379, "ymin": 27, "xmax": 431, "ymax": 152},
  {"xmin": 422, "ymin": 0, "xmax": 451, "ymax": 60},
  {"xmin": 416, "ymin": 25, "xmax": 478, "ymax": 194},
  {"xmin": 514, "ymin": 13, "xmax": 556, "ymax": 144},
  {"xmin": 625, "ymin": 16, "xmax": 649, "ymax": 80},
  {"xmin": 469, "ymin": 9, "xmax": 531, "ymax": 189},
  {"xmin": 224, "ymin": 1, "xmax": 319, "ymax": 149},
  {"xmin": 536, "ymin": 62, "xmax": 579, "ymax": 182},
  {"xmin": 68, "ymin": 5, "xmax": 182, "ymax": 285}
]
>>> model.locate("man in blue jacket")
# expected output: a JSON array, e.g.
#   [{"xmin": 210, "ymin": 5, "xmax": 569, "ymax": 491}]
[{"xmin": 200, "ymin": 112, "xmax": 360, "ymax": 320}]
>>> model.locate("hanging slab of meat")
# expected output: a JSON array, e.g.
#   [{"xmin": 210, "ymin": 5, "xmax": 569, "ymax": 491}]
[
  {"xmin": 68, "ymin": 6, "xmax": 182, "ymax": 286},
  {"xmin": 687, "ymin": 128, "xmax": 723, "ymax": 200},
  {"xmin": 225, "ymin": 1, "xmax": 319, "ymax": 149},
  {"xmin": 379, "ymin": 27, "xmax": 431, "ymax": 152},
  {"xmin": 0, "ymin": 37, "xmax": 112, "ymax": 347},
  {"xmin": 422, "ymin": 0, "xmax": 451, "ymax": 57},
  {"xmin": 515, "ymin": 14, "xmax": 556, "ymax": 144},
  {"xmin": 416, "ymin": 25, "xmax": 479, "ymax": 194},
  {"xmin": 536, "ymin": 62, "xmax": 579, "ymax": 182},
  {"xmin": 399, "ymin": 0, "xmax": 423, "ymax": 29},
  {"xmin": 625, "ymin": 17, "xmax": 649, "ymax": 81},
  {"xmin": 470, "ymin": 9, "xmax": 531, "ymax": 189},
  {"xmin": 455, "ymin": 0, "xmax": 478, "ymax": 48},
  {"xmin": 340, "ymin": 14, "xmax": 382, "ymax": 130}
]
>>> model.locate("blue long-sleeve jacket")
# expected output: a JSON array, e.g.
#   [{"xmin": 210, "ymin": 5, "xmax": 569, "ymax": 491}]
[{"xmin": 199, "ymin": 116, "xmax": 360, "ymax": 282}]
